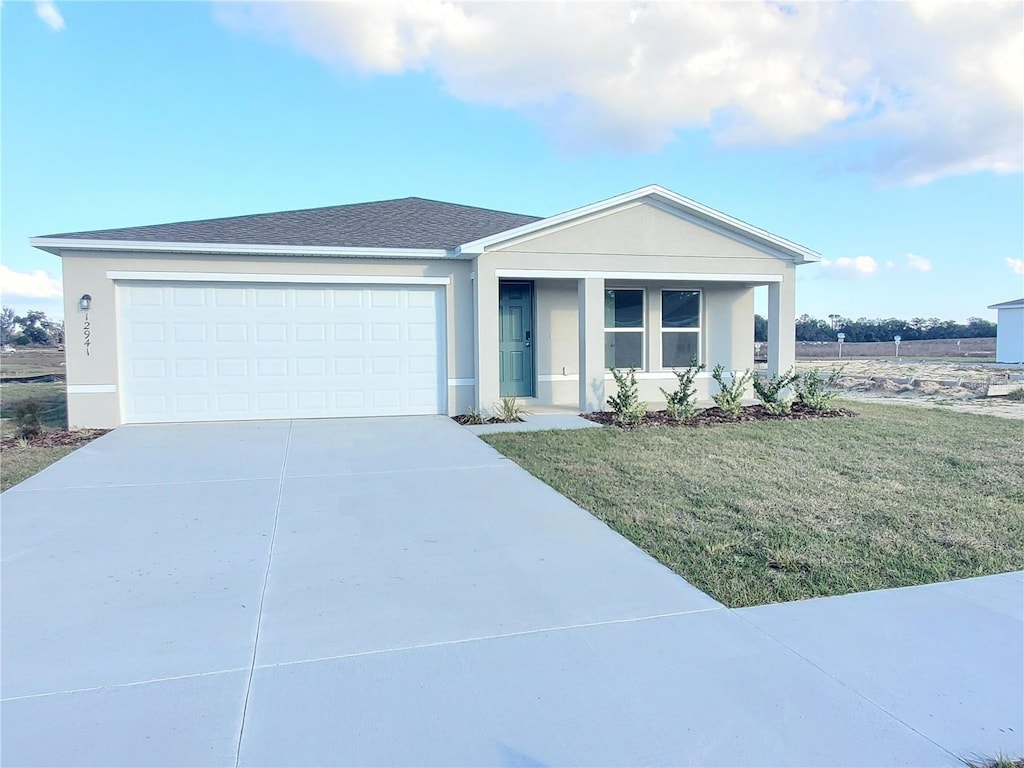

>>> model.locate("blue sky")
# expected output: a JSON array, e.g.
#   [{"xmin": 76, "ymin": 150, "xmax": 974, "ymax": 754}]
[{"xmin": 2, "ymin": 0, "xmax": 1022, "ymax": 323}]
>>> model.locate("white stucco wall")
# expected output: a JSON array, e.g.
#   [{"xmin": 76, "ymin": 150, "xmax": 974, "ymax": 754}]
[
  {"xmin": 59, "ymin": 252, "xmax": 473, "ymax": 428},
  {"xmin": 55, "ymin": 199, "xmax": 802, "ymax": 426},
  {"xmin": 996, "ymin": 306, "xmax": 1024, "ymax": 363}
]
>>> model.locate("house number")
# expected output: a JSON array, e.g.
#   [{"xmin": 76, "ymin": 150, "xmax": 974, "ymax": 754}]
[{"xmin": 83, "ymin": 313, "xmax": 91, "ymax": 356}]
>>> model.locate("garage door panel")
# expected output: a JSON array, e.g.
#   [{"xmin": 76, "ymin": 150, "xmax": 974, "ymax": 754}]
[{"xmin": 119, "ymin": 283, "xmax": 445, "ymax": 423}]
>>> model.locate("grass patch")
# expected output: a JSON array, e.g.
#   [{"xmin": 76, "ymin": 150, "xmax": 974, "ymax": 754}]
[
  {"xmin": 1, "ymin": 443, "xmax": 79, "ymax": 492},
  {"xmin": 0, "ymin": 347, "xmax": 66, "ymax": 378},
  {"xmin": 0, "ymin": 381, "xmax": 85, "ymax": 492},
  {"xmin": 962, "ymin": 756, "xmax": 1024, "ymax": 768},
  {"xmin": 483, "ymin": 399, "xmax": 1024, "ymax": 607},
  {"xmin": 0, "ymin": 382, "xmax": 67, "ymax": 437}
]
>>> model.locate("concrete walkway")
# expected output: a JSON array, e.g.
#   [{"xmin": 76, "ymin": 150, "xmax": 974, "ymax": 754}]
[{"xmin": 2, "ymin": 416, "xmax": 1020, "ymax": 766}]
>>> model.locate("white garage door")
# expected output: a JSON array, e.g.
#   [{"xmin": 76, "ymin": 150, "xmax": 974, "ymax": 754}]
[{"xmin": 118, "ymin": 282, "xmax": 445, "ymax": 423}]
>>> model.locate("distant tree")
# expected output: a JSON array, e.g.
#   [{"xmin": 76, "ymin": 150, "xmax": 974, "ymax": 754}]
[
  {"xmin": 13, "ymin": 310, "xmax": 53, "ymax": 345},
  {"xmin": 965, "ymin": 317, "xmax": 997, "ymax": 337},
  {"xmin": 791, "ymin": 313, "xmax": 996, "ymax": 342},
  {"xmin": 795, "ymin": 314, "xmax": 833, "ymax": 342},
  {"xmin": 0, "ymin": 307, "xmax": 15, "ymax": 346},
  {"xmin": 41, "ymin": 317, "xmax": 65, "ymax": 344},
  {"xmin": 754, "ymin": 314, "xmax": 768, "ymax": 342}
]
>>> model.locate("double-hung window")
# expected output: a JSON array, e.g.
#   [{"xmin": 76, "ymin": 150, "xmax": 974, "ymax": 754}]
[
  {"xmin": 604, "ymin": 288, "xmax": 644, "ymax": 369},
  {"xmin": 661, "ymin": 290, "xmax": 701, "ymax": 368}
]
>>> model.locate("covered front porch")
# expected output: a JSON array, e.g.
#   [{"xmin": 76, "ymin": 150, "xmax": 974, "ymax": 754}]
[{"xmin": 472, "ymin": 269, "xmax": 796, "ymax": 415}]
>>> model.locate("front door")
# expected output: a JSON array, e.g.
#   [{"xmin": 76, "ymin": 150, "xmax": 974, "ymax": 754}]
[{"xmin": 498, "ymin": 281, "xmax": 534, "ymax": 397}]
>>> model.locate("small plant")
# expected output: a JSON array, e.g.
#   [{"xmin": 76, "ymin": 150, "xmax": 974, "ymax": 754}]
[
  {"xmin": 711, "ymin": 365, "xmax": 753, "ymax": 419},
  {"xmin": 660, "ymin": 359, "xmax": 705, "ymax": 421},
  {"xmin": 794, "ymin": 368, "xmax": 843, "ymax": 412},
  {"xmin": 11, "ymin": 398, "xmax": 44, "ymax": 439},
  {"xmin": 493, "ymin": 396, "xmax": 530, "ymax": 423},
  {"xmin": 1007, "ymin": 387, "xmax": 1024, "ymax": 402},
  {"xmin": 753, "ymin": 368, "xmax": 799, "ymax": 416},
  {"xmin": 607, "ymin": 367, "xmax": 648, "ymax": 428},
  {"xmin": 462, "ymin": 407, "xmax": 486, "ymax": 425}
]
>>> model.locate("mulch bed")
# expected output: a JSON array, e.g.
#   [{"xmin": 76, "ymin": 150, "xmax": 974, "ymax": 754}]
[
  {"xmin": 451, "ymin": 415, "xmax": 524, "ymax": 425},
  {"xmin": 0, "ymin": 429, "xmax": 109, "ymax": 451},
  {"xmin": 583, "ymin": 403, "xmax": 856, "ymax": 429}
]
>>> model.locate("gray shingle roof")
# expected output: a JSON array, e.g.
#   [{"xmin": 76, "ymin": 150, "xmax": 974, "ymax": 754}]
[{"xmin": 40, "ymin": 197, "xmax": 542, "ymax": 251}]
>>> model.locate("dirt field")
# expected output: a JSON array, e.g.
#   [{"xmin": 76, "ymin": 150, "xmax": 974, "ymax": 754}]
[
  {"xmin": 794, "ymin": 337, "xmax": 995, "ymax": 360},
  {"xmin": 0, "ymin": 347, "xmax": 67, "ymax": 379},
  {"xmin": 796, "ymin": 359, "xmax": 1024, "ymax": 420}
]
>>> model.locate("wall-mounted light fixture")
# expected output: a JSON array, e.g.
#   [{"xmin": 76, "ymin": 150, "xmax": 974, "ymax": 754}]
[{"xmin": 79, "ymin": 294, "xmax": 92, "ymax": 311}]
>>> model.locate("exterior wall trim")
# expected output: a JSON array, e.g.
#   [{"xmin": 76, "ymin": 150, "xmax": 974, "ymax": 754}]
[
  {"xmin": 493, "ymin": 269, "xmax": 782, "ymax": 283},
  {"xmin": 106, "ymin": 271, "xmax": 452, "ymax": 285},
  {"xmin": 34, "ymin": 238, "xmax": 453, "ymax": 259},
  {"xmin": 448, "ymin": 378, "xmax": 476, "ymax": 386},
  {"xmin": 67, "ymin": 384, "xmax": 118, "ymax": 394}
]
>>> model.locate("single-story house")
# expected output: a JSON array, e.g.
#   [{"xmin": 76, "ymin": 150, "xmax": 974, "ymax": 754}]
[
  {"xmin": 988, "ymin": 298, "xmax": 1024, "ymax": 364},
  {"xmin": 31, "ymin": 185, "xmax": 819, "ymax": 429}
]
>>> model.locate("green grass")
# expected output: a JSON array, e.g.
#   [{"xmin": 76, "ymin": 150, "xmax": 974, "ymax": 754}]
[
  {"xmin": 1, "ymin": 381, "xmax": 73, "ymax": 492},
  {"xmin": 962, "ymin": 756, "xmax": 1024, "ymax": 768},
  {"xmin": 483, "ymin": 400, "xmax": 1024, "ymax": 607},
  {"xmin": 1, "ymin": 444, "xmax": 79, "ymax": 492},
  {"xmin": 0, "ymin": 381, "xmax": 68, "ymax": 437}
]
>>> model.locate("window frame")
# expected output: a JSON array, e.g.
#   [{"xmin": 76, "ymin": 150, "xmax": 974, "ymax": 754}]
[
  {"xmin": 660, "ymin": 288, "xmax": 702, "ymax": 370},
  {"xmin": 604, "ymin": 287, "xmax": 646, "ymax": 371}
]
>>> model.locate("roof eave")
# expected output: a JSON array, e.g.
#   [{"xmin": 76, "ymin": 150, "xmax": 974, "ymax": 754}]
[
  {"xmin": 29, "ymin": 237, "xmax": 459, "ymax": 260},
  {"xmin": 987, "ymin": 299, "xmax": 1024, "ymax": 310},
  {"xmin": 457, "ymin": 184, "xmax": 821, "ymax": 264}
]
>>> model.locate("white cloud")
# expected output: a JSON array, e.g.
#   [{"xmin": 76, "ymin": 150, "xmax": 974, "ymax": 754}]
[
  {"xmin": 819, "ymin": 256, "xmax": 878, "ymax": 279},
  {"xmin": 1007, "ymin": 257, "xmax": 1024, "ymax": 275},
  {"xmin": 905, "ymin": 253, "xmax": 932, "ymax": 273},
  {"xmin": 216, "ymin": 1, "xmax": 1023, "ymax": 184},
  {"xmin": 0, "ymin": 266, "xmax": 62, "ymax": 301},
  {"xmin": 35, "ymin": 1, "xmax": 65, "ymax": 31},
  {"xmin": 886, "ymin": 253, "xmax": 933, "ymax": 273}
]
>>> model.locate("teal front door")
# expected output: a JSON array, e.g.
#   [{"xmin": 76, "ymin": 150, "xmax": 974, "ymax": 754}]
[{"xmin": 499, "ymin": 282, "xmax": 535, "ymax": 397}]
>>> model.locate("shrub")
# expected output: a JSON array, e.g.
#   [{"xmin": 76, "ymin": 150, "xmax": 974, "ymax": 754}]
[
  {"xmin": 753, "ymin": 368, "xmax": 799, "ymax": 416},
  {"xmin": 463, "ymin": 407, "xmax": 486, "ymax": 425},
  {"xmin": 607, "ymin": 367, "xmax": 648, "ymax": 428},
  {"xmin": 711, "ymin": 365, "xmax": 753, "ymax": 419},
  {"xmin": 494, "ymin": 396, "xmax": 530, "ymax": 423},
  {"xmin": 1007, "ymin": 387, "xmax": 1024, "ymax": 402},
  {"xmin": 11, "ymin": 398, "xmax": 44, "ymax": 438},
  {"xmin": 660, "ymin": 359, "xmax": 705, "ymax": 421},
  {"xmin": 795, "ymin": 368, "xmax": 843, "ymax": 412}
]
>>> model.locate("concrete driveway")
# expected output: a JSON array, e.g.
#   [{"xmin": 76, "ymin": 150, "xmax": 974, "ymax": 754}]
[{"xmin": 2, "ymin": 416, "xmax": 1020, "ymax": 766}]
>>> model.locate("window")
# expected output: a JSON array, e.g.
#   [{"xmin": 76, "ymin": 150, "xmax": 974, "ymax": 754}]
[
  {"xmin": 661, "ymin": 290, "xmax": 701, "ymax": 368},
  {"xmin": 604, "ymin": 288, "xmax": 644, "ymax": 369}
]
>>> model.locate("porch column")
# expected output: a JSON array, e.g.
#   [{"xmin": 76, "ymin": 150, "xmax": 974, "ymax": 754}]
[
  {"xmin": 767, "ymin": 273, "xmax": 796, "ymax": 376},
  {"xmin": 475, "ymin": 266, "xmax": 501, "ymax": 414},
  {"xmin": 578, "ymin": 277, "xmax": 605, "ymax": 412}
]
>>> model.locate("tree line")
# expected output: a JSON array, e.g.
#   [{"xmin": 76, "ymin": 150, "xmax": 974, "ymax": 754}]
[
  {"xmin": 1, "ymin": 308, "xmax": 65, "ymax": 347},
  {"xmin": 755, "ymin": 314, "xmax": 996, "ymax": 343}
]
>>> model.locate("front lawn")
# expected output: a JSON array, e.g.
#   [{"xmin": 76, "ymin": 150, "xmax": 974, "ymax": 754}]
[
  {"xmin": 0, "ymin": 381, "xmax": 105, "ymax": 492},
  {"xmin": 482, "ymin": 400, "xmax": 1024, "ymax": 607}
]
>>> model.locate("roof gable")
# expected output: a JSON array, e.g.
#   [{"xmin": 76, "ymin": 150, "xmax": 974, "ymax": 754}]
[{"xmin": 457, "ymin": 185, "xmax": 820, "ymax": 264}]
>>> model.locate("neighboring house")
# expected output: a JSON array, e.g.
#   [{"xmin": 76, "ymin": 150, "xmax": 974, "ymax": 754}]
[
  {"xmin": 31, "ymin": 185, "xmax": 819, "ymax": 429},
  {"xmin": 988, "ymin": 298, "xmax": 1024, "ymax": 364}
]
